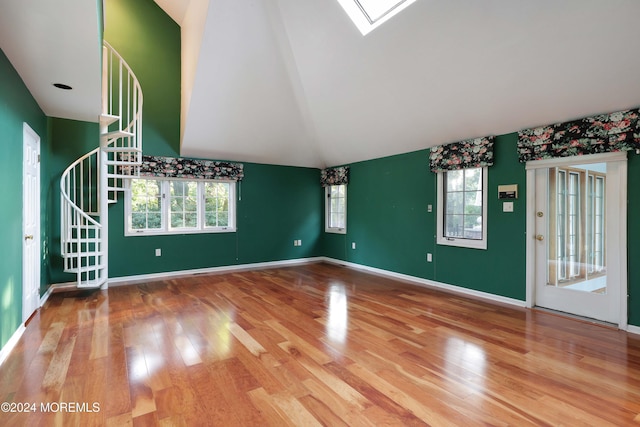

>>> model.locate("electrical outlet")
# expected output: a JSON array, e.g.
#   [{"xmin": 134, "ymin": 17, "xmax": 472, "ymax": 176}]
[
  {"xmin": 155, "ymin": 248, "xmax": 161, "ymax": 257},
  {"xmin": 427, "ymin": 253, "xmax": 432, "ymax": 262}
]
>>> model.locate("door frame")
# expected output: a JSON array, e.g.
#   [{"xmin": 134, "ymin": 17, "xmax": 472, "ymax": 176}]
[
  {"xmin": 22, "ymin": 122, "xmax": 41, "ymax": 322},
  {"xmin": 525, "ymin": 151, "xmax": 628, "ymax": 329}
]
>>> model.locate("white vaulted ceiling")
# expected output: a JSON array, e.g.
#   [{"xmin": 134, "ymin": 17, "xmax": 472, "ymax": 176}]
[
  {"xmin": 172, "ymin": 0, "xmax": 640, "ymax": 168},
  {"xmin": 3, "ymin": 0, "xmax": 640, "ymax": 168}
]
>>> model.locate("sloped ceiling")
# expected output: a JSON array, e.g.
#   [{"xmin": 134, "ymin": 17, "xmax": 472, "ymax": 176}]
[
  {"xmin": 177, "ymin": 0, "xmax": 640, "ymax": 168},
  {"xmin": 2, "ymin": 0, "xmax": 640, "ymax": 168}
]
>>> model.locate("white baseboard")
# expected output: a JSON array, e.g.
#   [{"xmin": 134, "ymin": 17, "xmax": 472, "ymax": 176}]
[
  {"xmin": 40, "ymin": 282, "xmax": 75, "ymax": 306},
  {"xmin": 107, "ymin": 257, "xmax": 325, "ymax": 286},
  {"xmin": 627, "ymin": 324, "xmax": 640, "ymax": 336},
  {"xmin": 321, "ymin": 257, "xmax": 527, "ymax": 308},
  {"xmin": 48, "ymin": 258, "xmax": 324, "ymax": 290},
  {"xmin": 40, "ymin": 281, "xmax": 80, "ymax": 299},
  {"xmin": 0, "ymin": 324, "xmax": 26, "ymax": 368}
]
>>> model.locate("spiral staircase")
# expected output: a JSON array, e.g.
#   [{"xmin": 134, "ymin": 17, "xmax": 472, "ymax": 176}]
[{"xmin": 60, "ymin": 42, "xmax": 143, "ymax": 288}]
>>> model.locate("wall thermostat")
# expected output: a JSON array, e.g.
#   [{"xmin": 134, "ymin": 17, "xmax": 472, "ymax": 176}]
[{"xmin": 498, "ymin": 184, "xmax": 518, "ymax": 199}]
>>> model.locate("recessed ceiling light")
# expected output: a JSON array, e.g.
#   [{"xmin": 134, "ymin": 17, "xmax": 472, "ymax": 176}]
[{"xmin": 53, "ymin": 83, "xmax": 72, "ymax": 90}]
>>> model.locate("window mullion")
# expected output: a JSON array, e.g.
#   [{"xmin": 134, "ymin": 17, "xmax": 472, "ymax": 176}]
[
  {"xmin": 197, "ymin": 182, "xmax": 204, "ymax": 230},
  {"xmin": 162, "ymin": 180, "xmax": 168, "ymax": 232}
]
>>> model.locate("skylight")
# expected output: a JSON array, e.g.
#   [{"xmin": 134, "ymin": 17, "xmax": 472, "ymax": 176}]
[{"xmin": 336, "ymin": 0, "xmax": 418, "ymax": 35}]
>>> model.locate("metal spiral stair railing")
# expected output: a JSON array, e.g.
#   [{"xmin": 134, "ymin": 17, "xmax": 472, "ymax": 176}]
[{"xmin": 60, "ymin": 42, "xmax": 143, "ymax": 288}]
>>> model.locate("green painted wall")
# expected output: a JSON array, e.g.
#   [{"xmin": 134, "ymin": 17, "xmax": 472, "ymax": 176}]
[
  {"xmin": 433, "ymin": 134, "xmax": 526, "ymax": 298},
  {"xmin": 627, "ymin": 154, "xmax": 640, "ymax": 326},
  {"xmin": 323, "ymin": 133, "xmax": 640, "ymax": 321},
  {"xmin": 104, "ymin": 0, "xmax": 180, "ymax": 157},
  {"xmin": 324, "ymin": 152, "xmax": 435, "ymax": 278},
  {"xmin": 108, "ymin": 163, "xmax": 323, "ymax": 277},
  {"xmin": 323, "ymin": 134, "xmax": 529, "ymax": 301},
  {"xmin": 0, "ymin": 48, "xmax": 49, "ymax": 349}
]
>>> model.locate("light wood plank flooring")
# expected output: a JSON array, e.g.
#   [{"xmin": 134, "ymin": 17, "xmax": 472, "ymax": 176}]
[{"xmin": 1, "ymin": 262, "xmax": 640, "ymax": 426}]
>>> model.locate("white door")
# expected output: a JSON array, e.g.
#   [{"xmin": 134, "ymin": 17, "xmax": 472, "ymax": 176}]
[
  {"xmin": 22, "ymin": 123, "xmax": 40, "ymax": 322},
  {"xmin": 530, "ymin": 152, "xmax": 627, "ymax": 325}
]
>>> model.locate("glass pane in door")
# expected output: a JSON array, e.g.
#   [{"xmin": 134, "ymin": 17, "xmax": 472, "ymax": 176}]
[{"xmin": 547, "ymin": 163, "xmax": 607, "ymax": 294}]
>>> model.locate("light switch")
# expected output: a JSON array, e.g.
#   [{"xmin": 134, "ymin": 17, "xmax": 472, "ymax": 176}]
[{"xmin": 503, "ymin": 202, "xmax": 514, "ymax": 212}]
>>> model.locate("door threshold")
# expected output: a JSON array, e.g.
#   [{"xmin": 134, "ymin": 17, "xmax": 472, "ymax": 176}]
[{"xmin": 533, "ymin": 306, "xmax": 619, "ymax": 330}]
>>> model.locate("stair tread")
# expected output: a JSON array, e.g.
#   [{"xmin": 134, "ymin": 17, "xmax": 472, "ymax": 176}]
[
  {"xmin": 101, "ymin": 130, "xmax": 134, "ymax": 140},
  {"xmin": 99, "ymin": 113, "xmax": 119, "ymax": 126},
  {"xmin": 77, "ymin": 278, "xmax": 107, "ymax": 289},
  {"xmin": 61, "ymin": 251, "xmax": 105, "ymax": 256},
  {"xmin": 63, "ymin": 241, "xmax": 102, "ymax": 246},
  {"xmin": 105, "ymin": 158, "xmax": 142, "ymax": 164},
  {"xmin": 103, "ymin": 146, "xmax": 141, "ymax": 153},
  {"xmin": 64, "ymin": 264, "xmax": 106, "ymax": 274}
]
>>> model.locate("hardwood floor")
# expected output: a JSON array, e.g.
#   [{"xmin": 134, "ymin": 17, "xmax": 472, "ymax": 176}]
[{"xmin": 1, "ymin": 262, "xmax": 640, "ymax": 426}]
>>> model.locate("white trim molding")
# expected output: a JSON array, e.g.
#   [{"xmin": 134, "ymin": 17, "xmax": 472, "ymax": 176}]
[
  {"xmin": 627, "ymin": 325, "xmax": 640, "ymax": 336},
  {"xmin": 524, "ymin": 151, "xmax": 627, "ymax": 170},
  {"xmin": 105, "ymin": 257, "xmax": 324, "ymax": 287},
  {"xmin": 322, "ymin": 257, "xmax": 526, "ymax": 308},
  {"xmin": 48, "ymin": 255, "xmax": 526, "ymax": 308},
  {"xmin": 0, "ymin": 324, "xmax": 26, "ymax": 368}
]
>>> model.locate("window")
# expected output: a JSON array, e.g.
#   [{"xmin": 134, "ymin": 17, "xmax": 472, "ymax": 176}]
[
  {"xmin": 204, "ymin": 182, "xmax": 231, "ymax": 228},
  {"xmin": 170, "ymin": 181, "xmax": 198, "ymax": 229},
  {"xmin": 335, "ymin": 0, "xmax": 418, "ymax": 35},
  {"xmin": 126, "ymin": 178, "xmax": 236, "ymax": 235},
  {"xmin": 130, "ymin": 179, "xmax": 163, "ymax": 231},
  {"xmin": 326, "ymin": 184, "xmax": 347, "ymax": 233},
  {"xmin": 436, "ymin": 167, "xmax": 488, "ymax": 249}
]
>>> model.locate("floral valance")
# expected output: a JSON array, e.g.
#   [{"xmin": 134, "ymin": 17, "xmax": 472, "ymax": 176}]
[
  {"xmin": 320, "ymin": 166, "xmax": 350, "ymax": 187},
  {"xmin": 139, "ymin": 155, "xmax": 244, "ymax": 181},
  {"xmin": 517, "ymin": 108, "xmax": 640, "ymax": 162},
  {"xmin": 429, "ymin": 136, "xmax": 495, "ymax": 172}
]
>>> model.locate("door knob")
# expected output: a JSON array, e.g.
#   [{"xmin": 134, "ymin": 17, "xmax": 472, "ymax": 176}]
[
  {"xmin": 535, "ymin": 234, "xmax": 544, "ymax": 241},
  {"xmin": 24, "ymin": 235, "xmax": 33, "ymax": 240}
]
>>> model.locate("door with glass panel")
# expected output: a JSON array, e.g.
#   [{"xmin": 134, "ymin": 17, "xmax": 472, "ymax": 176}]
[{"xmin": 533, "ymin": 158, "xmax": 624, "ymax": 324}]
